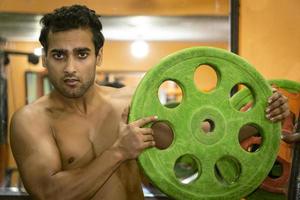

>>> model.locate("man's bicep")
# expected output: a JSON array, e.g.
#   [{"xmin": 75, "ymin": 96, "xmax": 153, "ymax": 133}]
[{"xmin": 10, "ymin": 110, "xmax": 61, "ymax": 192}]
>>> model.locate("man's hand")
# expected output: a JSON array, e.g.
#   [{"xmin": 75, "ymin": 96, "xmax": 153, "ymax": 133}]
[
  {"xmin": 282, "ymin": 120, "xmax": 300, "ymax": 143},
  {"xmin": 265, "ymin": 88, "xmax": 290, "ymax": 122},
  {"xmin": 113, "ymin": 107, "xmax": 157, "ymax": 160},
  {"xmin": 281, "ymin": 132, "xmax": 300, "ymax": 144}
]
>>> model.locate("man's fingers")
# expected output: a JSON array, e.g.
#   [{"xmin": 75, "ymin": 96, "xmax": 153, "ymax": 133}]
[
  {"xmin": 268, "ymin": 110, "xmax": 290, "ymax": 122},
  {"xmin": 268, "ymin": 89, "xmax": 280, "ymax": 104},
  {"xmin": 267, "ymin": 95, "xmax": 288, "ymax": 112},
  {"xmin": 266, "ymin": 89, "xmax": 289, "ymax": 122},
  {"xmin": 282, "ymin": 132, "xmax": 300, "ymax": 143},
  {"xmin": 140, "ymin": 128, "xmax": 154, "ymax": 135},
  {"xmin": 267, "ymin": 103, "xmax": 289, "ymax": 118},
  {"xmin": 143, "ymin": 135, "xmax": 154, "ymax": 142},
  {"xmin": 142, "ymin": 140, "xmax": 156, "ymax": 149},
  {"xmin": 131, "ymin": 116, "xmax": 158, "ymax": 127}
]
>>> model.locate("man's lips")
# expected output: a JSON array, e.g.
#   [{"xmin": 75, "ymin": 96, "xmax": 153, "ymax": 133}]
[{"xmin": 64, "ymin": 78, "xmax": 79, "ymax": 86}]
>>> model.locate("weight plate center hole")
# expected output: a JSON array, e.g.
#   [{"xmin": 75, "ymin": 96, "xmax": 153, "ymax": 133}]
[{"xmin": 200, "ymin": 119, "xmax": 215, "ymax": 134}]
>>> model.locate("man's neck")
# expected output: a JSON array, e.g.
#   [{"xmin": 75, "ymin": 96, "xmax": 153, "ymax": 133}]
[{"xmin": 50, "ymin": 84, "xmax": 100, "ymax": 115}]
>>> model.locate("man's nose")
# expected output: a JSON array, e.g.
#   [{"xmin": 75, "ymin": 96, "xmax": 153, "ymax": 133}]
[{"xmin": 64, "ymin": 56, "xmax": 76, "ymax": 74}]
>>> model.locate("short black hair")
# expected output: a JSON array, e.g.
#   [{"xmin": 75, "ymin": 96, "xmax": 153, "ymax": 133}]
[{"xmin": 39, "ymin": 5, "xmax": 105, "ymax": 55}]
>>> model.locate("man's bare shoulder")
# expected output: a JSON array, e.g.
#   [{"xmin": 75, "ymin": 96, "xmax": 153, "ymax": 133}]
[
  {"xmin": 99, "ymin": 85, "xmax": 136, "ymax": 101},
  {"xmin": 14, "ymin": 95, "xmax": 50, "ymax": 116},
  {"xmin": 97, "ymin": 85, "xmax": 136, "ymax": 113},
  {"xmin": 11, "ymin": 95, "xmax": 51, "ymax": 135}
]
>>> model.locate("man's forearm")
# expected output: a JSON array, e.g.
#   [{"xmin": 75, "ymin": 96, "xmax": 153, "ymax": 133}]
[{"xmin": 36, "ymin": 147, "xmax": 125, "ymax": 200}]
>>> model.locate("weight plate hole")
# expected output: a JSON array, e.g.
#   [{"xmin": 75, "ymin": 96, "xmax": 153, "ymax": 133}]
[
  {"xmin": 214, "ymin": 156, "xmax": 241, "ymax": 185},
  {"xmin": 174, "ymin": 154, "xmax": 200, "ymax": 184},
  {"xmin": 200, "ymin": 119, "xmax": 215, "ymax": 134},
  {"xmin": 158, "ymin": 80, "xmax": 182, "ymax": 108},
  {"xmin": 194, "ymin": 64, "xmax": 218, "ymax": 93},
  {"xmin": 239, "ymin": 124, "xmax": 262, "ymax": 153},
  {"xmin": 151, "ymin": 121, "xmax": 174, "ymax": 150},
  {"xmin": 230, "ymin": 83, "xmax": 255, "ymax": 112}
]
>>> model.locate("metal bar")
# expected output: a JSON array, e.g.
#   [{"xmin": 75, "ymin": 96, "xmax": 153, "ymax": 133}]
[
  {"xmin": 0, "ymin": 50, "xmax": 6, "ymax": 144},
  {"xmin": 229, "ymin": 0, "xmax": 240, "ymax": 96},
  {"xmin": 230, "ymin": 0, "xmax": 240, "ymax": 54},
  {"xmin": 288, "ymin": 115, "xmax": 300, "ymax": 200}
]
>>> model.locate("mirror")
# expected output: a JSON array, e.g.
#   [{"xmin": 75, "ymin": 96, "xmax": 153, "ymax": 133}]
[{"xmin": 0, "ymin": 0, "xmax": 231, "ymax": 197}]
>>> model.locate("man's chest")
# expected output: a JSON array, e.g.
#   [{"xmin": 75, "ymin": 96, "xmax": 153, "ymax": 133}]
[{"xmin": 49, "ymin": 107, "xmax": 121, "ymax": 169}]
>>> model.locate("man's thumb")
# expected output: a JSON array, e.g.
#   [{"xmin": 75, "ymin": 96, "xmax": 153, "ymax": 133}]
[{"xmin": 121, "ymin": 106, "xmax": 130, "ymax": 123}]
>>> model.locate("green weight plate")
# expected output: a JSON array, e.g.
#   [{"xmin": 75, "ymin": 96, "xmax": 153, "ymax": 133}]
[
  {"xmin": 269, "ymin": 79, "xmax": 300, "ymax": 93},
  {"xmin": 129, "ymin": 47, "xmax": 281, "ymax": 200},
  {"xmin": 231, "ymin": 79, "xmax": 300, "ymax": 110}
]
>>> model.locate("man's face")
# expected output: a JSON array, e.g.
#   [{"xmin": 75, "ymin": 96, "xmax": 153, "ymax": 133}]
[{"xmin": 43, "ymin": 28, "xmax": 101, "ymax": 98}]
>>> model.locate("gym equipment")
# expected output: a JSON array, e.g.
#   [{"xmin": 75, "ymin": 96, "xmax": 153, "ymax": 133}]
[
  {"xmin": 231, "ymin": 79, "xmax": 300, "ymax": 111},
  {"xmin": 4, "ymin": 50, "xmax": 39, "ymax": 65},
  {"xmin": 129, "ymin": 47, "xmax": 281, "ymax": 200},
  {"xmin": 232, "ymin": 79, "xmax": 300, "ymax": 195},
  {"xmin": 247, "ymin": 188, "xmax": 285, "ymax": 200},
  {"xmin": 240, "ymin": 135, "xmax": 290, "ymax": 194}
]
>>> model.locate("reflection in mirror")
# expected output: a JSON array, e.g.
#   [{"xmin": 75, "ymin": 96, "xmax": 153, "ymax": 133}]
[
  {"xmin": 25, "ymin": 72, "xmax": 38, "ymax": 104},
  {"xmin": 43, "ymin": 76, "xmax": 53, "ymax": 96},
  {"xmin": 25, "ymin": 71, "xmax": 53, "ymax": 104},
  {"xmin": 0, "ymin": 1, "xmax": 231, "ymax": 197}
]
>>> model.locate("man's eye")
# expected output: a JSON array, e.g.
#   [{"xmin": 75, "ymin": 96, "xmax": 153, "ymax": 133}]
[
  {"xmin": 53, "ymin": 53, "xmax": 64, "ymax": 60},
  {"xmin": 78, "ymin": 52, "xmax": 88, "ymax": 59}
]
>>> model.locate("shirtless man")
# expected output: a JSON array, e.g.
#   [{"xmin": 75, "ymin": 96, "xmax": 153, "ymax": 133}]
[{"xmin": 10, "ymin": 5, "xmax": 290, "ymax": 200}]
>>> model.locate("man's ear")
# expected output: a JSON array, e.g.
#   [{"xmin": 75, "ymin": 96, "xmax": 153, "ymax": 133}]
[
  {"xmin": 96, "ymin": 48, "xmax": 103, "ymax": 66},
  {"xmin": 41, "ymin": 49, "xmax": 47, "ymax": 68}
]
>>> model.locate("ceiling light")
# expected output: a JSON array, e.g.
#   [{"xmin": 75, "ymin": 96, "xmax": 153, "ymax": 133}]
[{"xmin": 130, "ymin": 40, "xmax": 149, "ymax": 59}]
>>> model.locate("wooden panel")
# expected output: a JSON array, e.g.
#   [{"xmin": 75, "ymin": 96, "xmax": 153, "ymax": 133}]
[{"xmin": 239, "ymin": 0, "xmax": 300, "ymax": 82}]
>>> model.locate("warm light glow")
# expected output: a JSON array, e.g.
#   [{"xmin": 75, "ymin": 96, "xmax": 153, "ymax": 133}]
[
  {"xmin": 130, "ymin": 40, "xmax": 149, "ymax": 58},
  {"xmin": 34, "ymin": 47, "xmax": 43, "ymax": 56}
]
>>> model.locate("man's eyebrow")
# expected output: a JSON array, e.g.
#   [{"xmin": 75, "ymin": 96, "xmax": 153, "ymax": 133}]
[
  {"xmin": 74, "ymin": 48, "xmax": 91, "ymax": 52},
  {"xmin": 50, "ymin": 49, "xmax": 67, "ymax": 53}
]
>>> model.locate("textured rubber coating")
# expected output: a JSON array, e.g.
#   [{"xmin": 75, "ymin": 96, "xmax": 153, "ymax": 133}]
[{"xmin": 129, "ymin": 47, "xmax": 281, "ymax": 200}]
